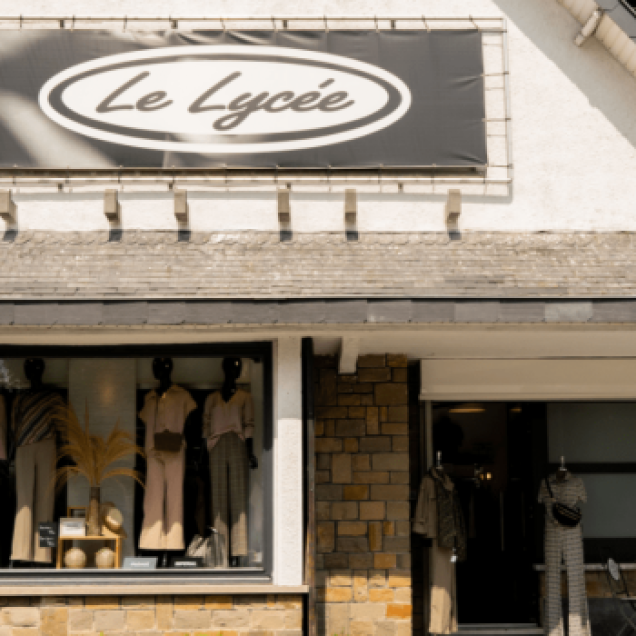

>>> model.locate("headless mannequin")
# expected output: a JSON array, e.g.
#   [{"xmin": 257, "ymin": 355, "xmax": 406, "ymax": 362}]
[
  {"xmin": 556, "ymin": 455, "xmax": 568, "ymax": 482},
  {"xmin": 153, "ymin": 357, "xmax": 173, "ymax": 569},
  {"xmin": 217, "ymin": 358, "xmax": 257, "ymax": 567},
  {"xmin": 10, "ymin": 359, "xmax": 47, "ymax": 569}
]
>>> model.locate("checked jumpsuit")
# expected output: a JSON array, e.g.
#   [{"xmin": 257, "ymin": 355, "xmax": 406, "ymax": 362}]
[
  {"xmin": 204, "ymin": 389, "xmax": 254, "ymax": 566},
  {"xmin": 538, "ymin": 472, "xmax": 590, "ymax": 636}
]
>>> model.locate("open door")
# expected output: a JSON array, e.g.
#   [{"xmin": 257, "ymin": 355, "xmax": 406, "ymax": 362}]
[{"xmin": 430, "ymin": 402, "xmax": 546, "ymax": 627}]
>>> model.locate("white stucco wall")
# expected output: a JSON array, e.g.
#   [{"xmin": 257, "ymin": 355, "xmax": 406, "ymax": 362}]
[
  {"xmin": 273, "ymin": 337, "xmax": 303, "ymax": 586},
  {"xmin": 1, "ymin": 0, "xmax": 636, "ymax": 233}
]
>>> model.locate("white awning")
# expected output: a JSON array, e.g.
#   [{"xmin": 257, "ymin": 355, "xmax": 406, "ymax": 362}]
[{"xmin": 420, "ymin": 358, "xmax": 636, "ymax": 401}]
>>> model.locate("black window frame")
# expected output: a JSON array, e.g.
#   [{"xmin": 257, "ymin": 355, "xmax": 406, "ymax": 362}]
[
  {"xmin": 0, "ymin": 341, "xmax": 274, "ymax": 587},
  {"xmin": 622, "ymin": 0, "xmax": 636, "ymax": 16}
]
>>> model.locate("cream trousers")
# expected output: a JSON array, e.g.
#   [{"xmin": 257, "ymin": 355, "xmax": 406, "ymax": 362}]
[
  {"xmin": 140, "ymin": 448, "xmax": 185, "ymax": 550},
  {"xmin": 429, "ymin": 542, "xmax": 458, "ymax": 635},
  {"xmin": 11, "ymin": 437, "xmax": 56, "ymax": 563}
]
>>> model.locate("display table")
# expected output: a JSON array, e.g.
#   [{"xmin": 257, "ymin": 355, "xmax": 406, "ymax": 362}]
[{"xmin": 56, "ymin": 527, "xmax": 125, "ymax": 569}]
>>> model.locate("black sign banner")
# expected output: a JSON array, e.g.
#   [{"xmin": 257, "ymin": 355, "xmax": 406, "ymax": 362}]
[
  {"xmin": 0, "ymin": 30, "xmax": 486, "ymax": 169},
  {"xmin": 39, "ymin": 522, "xmax": 57, "ymax": 548}
]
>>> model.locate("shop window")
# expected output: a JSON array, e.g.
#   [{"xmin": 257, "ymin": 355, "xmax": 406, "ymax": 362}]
[
  {"xmin": 548, "ymin": 402, "xmax": 636, "ymax": 463},
  {"xmin": 547, "ymin": 402, "xmax": 636, "ymax": 545},
  {"xmin": 574, "ymin": 475, "xmax": 636, "ymax": 538},
  {"xmin": 0, "ymin": 345, "xmax": 272, "ymax": 577}
]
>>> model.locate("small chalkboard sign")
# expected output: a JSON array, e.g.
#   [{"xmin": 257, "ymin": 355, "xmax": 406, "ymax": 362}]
[
  {"xmin": 170, "ymin": 556, "xmax": 203, "ymax": 569},
  {"xmin": 39, "ymin": 522, "xmax": 57, "ymax": 548}
]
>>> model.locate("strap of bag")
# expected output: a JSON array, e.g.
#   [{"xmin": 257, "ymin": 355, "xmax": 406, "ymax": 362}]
[{"xmin": 545, "ymin": 474, "xmax": 555, "ymax": 500}]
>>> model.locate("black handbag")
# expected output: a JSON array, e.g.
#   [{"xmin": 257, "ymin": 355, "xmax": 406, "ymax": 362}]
[
  {"xmin": 154, "ymin": 430, "xmax": 183, "ymax": 453},
  {"xmin": 545, "ymin": 474, "xmax": 582, "ymax": 528}
]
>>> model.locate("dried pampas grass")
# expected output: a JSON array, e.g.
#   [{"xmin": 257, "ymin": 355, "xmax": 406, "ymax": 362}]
[{"xmin": 54, "ymin": 403, "xmax": 145, "ymax": 491}]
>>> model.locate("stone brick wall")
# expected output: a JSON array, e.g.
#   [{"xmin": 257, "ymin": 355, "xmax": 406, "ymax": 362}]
[
  {"xmin": 314, "ymin": 354, "xmax": 412, "ymax": 636},
  {"xmin": 0, "ymin": 594, "xmax": 302, "ymax": 635}
]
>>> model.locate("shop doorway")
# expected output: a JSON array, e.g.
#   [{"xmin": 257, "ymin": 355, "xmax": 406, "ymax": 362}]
[{"xmin": 430, "ymin": 402, "xmax": 546, "ymax": 626}]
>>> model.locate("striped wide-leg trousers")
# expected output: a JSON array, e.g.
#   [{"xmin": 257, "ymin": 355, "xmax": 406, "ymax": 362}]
[
  {"xmin": 544, "ymin": 523, "xmax": 590, "ymax": 636},
  {"xmin": 210, "ymin": 432, "xmax": 249, "ymax": 565}
]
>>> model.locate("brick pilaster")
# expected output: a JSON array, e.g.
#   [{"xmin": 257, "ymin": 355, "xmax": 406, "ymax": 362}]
[{"xmin": 315, "ymin": 353, "xmax": 412, "ymax": 636}]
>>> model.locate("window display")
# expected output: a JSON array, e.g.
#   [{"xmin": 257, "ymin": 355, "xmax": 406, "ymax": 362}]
[
  {"xmin": 204, "ymin": 357, "xmax": 257, "ymax": 568},
  {"xmin": 539, "ymin": 464, "xmax": 591, "ymax": 636},
  {"xmin": 0, "ymin": 349, "xmax": 269, "ymax": 574}
]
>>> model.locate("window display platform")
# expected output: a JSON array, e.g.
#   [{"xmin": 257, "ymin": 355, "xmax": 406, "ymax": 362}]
[{"xmin": 56, "ymin": 530, "xmax": 124, "ymax": 569}]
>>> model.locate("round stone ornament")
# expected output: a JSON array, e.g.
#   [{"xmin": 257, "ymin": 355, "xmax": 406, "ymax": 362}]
[
  {"xmin": 64, "ymin": 547, "xmax": 87, "ymax": 569},
  {"xmin": 95, "ymin": 547, "xmax": 116, "ymax": 569}
]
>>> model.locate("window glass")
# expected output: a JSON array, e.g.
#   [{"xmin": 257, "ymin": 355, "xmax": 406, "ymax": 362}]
[
  {"xmin": 577, "ymin": 475, "xmax": 636, "ymax": 538},
  {"xmin": 0, "ymin": 354, "xmax": 266, "ymax": 572},
  {"xmin": 547, "ymin": 402, "xmax": 636, "ymax": 463}
]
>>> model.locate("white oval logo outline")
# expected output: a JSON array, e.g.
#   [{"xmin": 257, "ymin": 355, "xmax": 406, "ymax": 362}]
[{"xmin": 38, "ymin": 45, "xmax": 412, "ymax": 154}]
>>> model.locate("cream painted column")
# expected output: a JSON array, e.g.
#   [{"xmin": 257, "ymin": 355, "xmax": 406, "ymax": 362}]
[
  {"xmin": 274, "ymin": 337, "xmax": 303, "ymax": 586},
  {"xmin": 69, "ymin": 359, "xmax": 137, "ymax": 557}
]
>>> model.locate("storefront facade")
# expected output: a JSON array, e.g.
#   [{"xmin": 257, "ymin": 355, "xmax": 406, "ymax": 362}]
[{"xmin": 1, "ymin": 0, "xmax": 636, "ymax": 635}]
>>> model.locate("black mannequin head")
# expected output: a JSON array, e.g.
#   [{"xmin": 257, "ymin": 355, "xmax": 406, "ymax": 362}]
[
  {"xmin": 222, "ymin": 357, "xmax": 242, "ymax": 382},
  {"xmin": 152, "ymin": 358, "xmax": 173, "ymax": 395},
  {"xmin": 24, "ymin": 358, "xmax": 45, "ymax": 390},
  {"xmin": 221, "ymin": 357, "xmax": 242, "ymax": 402}
]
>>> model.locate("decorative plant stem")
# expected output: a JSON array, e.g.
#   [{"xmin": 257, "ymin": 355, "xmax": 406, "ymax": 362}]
[{"xmin": 54, "ymin": 404, "xmax": 145, "ymax": 535}]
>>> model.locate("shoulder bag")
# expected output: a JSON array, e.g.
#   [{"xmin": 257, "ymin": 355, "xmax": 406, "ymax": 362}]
[{"xmin": 544, "ymin": 474, "xmax": 582, "ymax": 528}]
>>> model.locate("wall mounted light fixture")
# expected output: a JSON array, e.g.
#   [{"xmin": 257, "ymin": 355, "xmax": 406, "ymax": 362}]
[{"xmin": 449, "ymin": 402, "xmax": 485, "ymax": 414}]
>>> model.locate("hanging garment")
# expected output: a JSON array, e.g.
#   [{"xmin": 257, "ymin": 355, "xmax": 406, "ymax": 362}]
[
  {"xmin": 209, "ymin": 432, "xmax": 249, "ymax": 565},
  {"xmin": 432, "ymin": 468, "xmax": 467, "ymax": 562},
  {"xmin": 138, "ymin": 385, "xmax": 197, "ymax": 452},
  {"xmin": 10, "ymin": 390, "xmax": 63, "ymax": 456},
  {"xmin": 10, "ymin": 390, "xmax": 63, "ymax": 563},
  {"xmin": 538, "ymin": 472, "xmax": 590, "ymax": 636},
  {"xmin": 138, "ymin": 385, "xmax": 196, "ymax": 550},
  {"xmin": 203, "ymin": 389, "xmax": 254, "ymax": 450},
  {"xmin": 11, "ymin": 437, "xmax": 56, "ymax": 562},
  {"xmin": 413, "ymin": 467, "xmax": 466, "ymax": 635}
]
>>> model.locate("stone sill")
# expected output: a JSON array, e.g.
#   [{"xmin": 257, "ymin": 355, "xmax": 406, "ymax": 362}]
[{"xmin": 0, "ymin": 583, "xmax": 309, "ymax": 597}]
